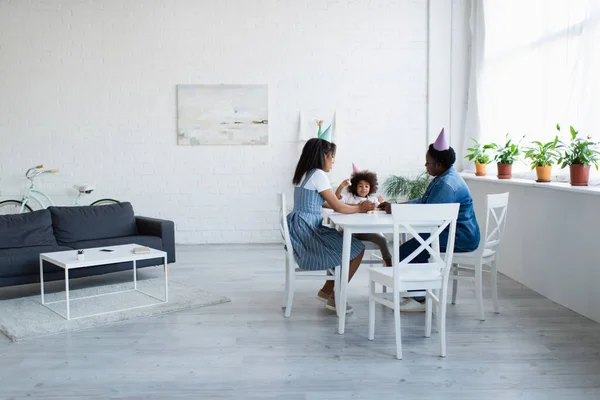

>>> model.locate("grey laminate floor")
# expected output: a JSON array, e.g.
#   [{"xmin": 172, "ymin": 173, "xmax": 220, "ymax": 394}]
[{"xmin": 1, "ymin": 244, "xmax": 600, "ymax": 400}]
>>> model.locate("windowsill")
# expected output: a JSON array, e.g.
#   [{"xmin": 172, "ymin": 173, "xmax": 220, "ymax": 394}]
[{"xmin": 461, "ymin": 172, "xmax": 600, "ymax": 196}]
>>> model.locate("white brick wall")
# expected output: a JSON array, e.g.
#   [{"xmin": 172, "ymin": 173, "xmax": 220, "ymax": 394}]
[{"xmin": 0, "ymin": 0, "xmax": 429, "ymax": 244}]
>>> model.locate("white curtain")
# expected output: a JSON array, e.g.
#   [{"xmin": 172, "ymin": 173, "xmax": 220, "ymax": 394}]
[
  {"xmin": 457, "ymin": 0, "xmax": 485, "ymax": 171},
  {"xmin": 461, "ymin": 0, "xmax": 600, "ymax": 175}
]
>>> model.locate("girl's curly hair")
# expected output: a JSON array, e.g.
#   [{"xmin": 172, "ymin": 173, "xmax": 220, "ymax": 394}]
[{"xmin": 349, "ymin": 171, "xmax": 378, "ymax": 196}]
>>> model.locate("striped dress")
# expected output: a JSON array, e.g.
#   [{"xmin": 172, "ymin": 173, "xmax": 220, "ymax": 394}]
[{"xmin": 286, "ymin": 169, "xmax": 364, "ymax": 271}]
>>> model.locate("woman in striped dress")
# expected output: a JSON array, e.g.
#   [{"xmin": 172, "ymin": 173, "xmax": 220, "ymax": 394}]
[{"xmin": 287, "ymin": 138, "xmax": 374, "ymax": 314}]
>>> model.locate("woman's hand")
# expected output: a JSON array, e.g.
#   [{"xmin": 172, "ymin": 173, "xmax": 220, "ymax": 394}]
[
  {"xmin": 378, "ymin": 201, "xmax": 392, "ymax": 214},
  {"xmin": 358, "ymin": 201, "xmax": 375, "ymax": 213},
  {"xmin": 379, "ymin": 201, "xmax": 408, "ymax": 214},
  {"xmin": 377, "ymin": 195, "xmax": 385, "ymax": 203}
]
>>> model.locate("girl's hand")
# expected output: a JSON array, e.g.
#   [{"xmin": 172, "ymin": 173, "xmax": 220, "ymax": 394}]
[
  {"xmin": 358, "ymin": 201, "xmax": 375, "ymax": 213},
  {"xmin": 336, "ymin": 178, "xmax": 351, "ymax": 191}
]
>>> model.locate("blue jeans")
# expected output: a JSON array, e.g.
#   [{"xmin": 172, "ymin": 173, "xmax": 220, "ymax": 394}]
[
  {"xmin": 399, "ymin": 235, "xmax": 443, "ymax": 302},
  {"xmin": 400, "ymin": 234, "xmax": 475, "ymax": 302}
]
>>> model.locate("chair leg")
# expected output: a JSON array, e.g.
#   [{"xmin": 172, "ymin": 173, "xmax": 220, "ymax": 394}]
[
  {"xmin": 425, "ymin": 290, "xmax": 432, "ymax": 338},
  {"xmin": 283, "ymin": 259, "xmax": 289, "ymax": 306},
  {"xmin": 475, "ymin": 260, "xmax": 485, "ymax": 321},
  {"xmin": 439, "ymin": 289, "xmax": 448, "ymax": 357},
  {"xmin": 451, "ymin": 264, "xmax": 459, "ymax": 304},
  {"xmin": 368, "ymin": 279, "xmax": 376, "ymax": 340},
  {"xmin": 435, "ymin": 289, "xmax": 442, "ymax": 333},
  {"xmin": 334, "ymin": 267, "xmax": 341, "ymax": 315},
  {"xmin": 284, "ymin": 261, "xmax": 295, "ymax": 318},
  {"xmin": 491, "ymin": 259, "xmax": 500, "ymax": 314},
  {"xmin": 393, "ymin": 291, "xmax": 402, "ymax": 360}
]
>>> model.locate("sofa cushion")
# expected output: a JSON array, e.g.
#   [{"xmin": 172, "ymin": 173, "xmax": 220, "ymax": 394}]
[
  {"xmin": 0, "ymin": 245, "xmax": 72, "ymax": 277},
  {"xmin": 0, "ymin": 210, "xmax": 58, "ymax": 250},
  {"xmin": 65, "ymin": 235, "xmax": 163, "ymax": 252},
  {"xmin": 49, "ymin": 202, "xmax": 137, "ymax": 243}
]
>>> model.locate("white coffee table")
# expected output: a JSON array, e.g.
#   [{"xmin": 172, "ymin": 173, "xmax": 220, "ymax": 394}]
[{"xmin": 39, "ymin": 243, "xmax": 168, "ymax": 320}]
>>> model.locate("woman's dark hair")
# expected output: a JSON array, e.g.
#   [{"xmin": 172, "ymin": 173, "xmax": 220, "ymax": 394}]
[
  {"xmin": 292, "ymin": 138, "xmax": 337, "ymax": 185},
  {"xmin": 427, "ymin": 144, "xmax": 456, "ymax": 169},
  {"xmin": 349, "ymin": 171, "xmax": 378, "ymax": 196}
]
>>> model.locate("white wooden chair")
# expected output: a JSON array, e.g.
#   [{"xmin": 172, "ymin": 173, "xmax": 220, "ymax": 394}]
[
  {"xmin": 278, "ymin": 193, "xmax": 340, "ymax": 318},
  {"xmin": 368, "ymin": 203, "xmax": 459, "ymax": 359},
  {"xmin": 449, "ymin": 192, "xmax": 509, "ymax": 321}
]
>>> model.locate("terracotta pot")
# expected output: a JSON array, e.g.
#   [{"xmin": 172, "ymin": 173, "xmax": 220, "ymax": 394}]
[
  {"xmin": 475, "ymin": 163, "xmax": 487, "ymax": 176},
  {"xmin": 535, "ymin": 166, "xmax": 551, "ymax": 182},
  {"xmin": 497, "ymin": 163, "xmax": 512, "ymax": 179},
  {"xmin": 569, "ymin": 164, "xmax": 590, "ymax": 186}
]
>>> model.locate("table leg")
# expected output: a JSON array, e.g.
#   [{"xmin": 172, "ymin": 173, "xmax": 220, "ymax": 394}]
[
  {"xmin": 40, "ymin": 258, "xmax": 45, "ymax": 305},
  {"xmin": 65, "ymin": 269, "xmax": 70, "ymax": 320},
  {"xmin": 133, "ymin": 259, "xmax": 137, "ymax": 290},
  {"xmin": 164, "ymin": 256, "xmax": 169, "ymax": 302},
  {"xmin": 338, "ymin": 228, "xmax": 352, "ymax": 334}
]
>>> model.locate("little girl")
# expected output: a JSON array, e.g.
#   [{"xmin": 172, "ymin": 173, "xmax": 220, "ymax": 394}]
[
  {"xmin": 287, "ymin": 138, "xmax": 374, "ymax": 314},
  {"xmin": 335, "ymin": 165, "xmax": 392, "ymax": 266}
]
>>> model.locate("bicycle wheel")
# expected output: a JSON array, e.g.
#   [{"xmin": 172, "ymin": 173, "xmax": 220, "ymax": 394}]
[
  {"xmin": 0, "ymin": 200, "xmax": 33, "ymax": 215},
  {"xmin": 90, "ymin": 198, "xmax": 120, "ymax": 206}
]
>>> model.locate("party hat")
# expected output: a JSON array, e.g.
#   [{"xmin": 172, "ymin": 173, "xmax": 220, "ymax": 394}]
[
  {"xmin": 319, "ymin": 124, "xmax": 332, "ymax": 142},
  {"xmin": 352, "ymin": 163, "xmax": 361, "ymax": 174},
  {"xmin": 433, "ymin": 127, "xmax": 449, "ymax": 151}
]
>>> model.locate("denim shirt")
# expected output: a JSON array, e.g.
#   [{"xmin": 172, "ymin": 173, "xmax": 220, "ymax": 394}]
[{"xmin": 408, "ymin": 166, "xmax": 480, "ymax": 251}]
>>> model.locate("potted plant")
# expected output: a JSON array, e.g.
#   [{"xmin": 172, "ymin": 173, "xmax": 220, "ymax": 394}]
[
  {"xmin": 489, "ymin": 134, "xmax": 523, "ymax": 179},
  {"xmin": 557, "ymin": 124, "xmax": 600, "ymax": 186},
  {"xmin": 523, "ymin": 135, "xmax": 560, "ymax": 182},
  {"xmin": 464, "ymin": 138, "xmax": 493, "ymax": 176},
  {"xmin": 382, "ymin": 171, "xmax": 431, "ymax": 202}
]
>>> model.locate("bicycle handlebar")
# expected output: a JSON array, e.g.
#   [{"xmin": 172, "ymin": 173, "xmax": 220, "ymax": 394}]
[{"xmin": 25, "ymin": 165, "xmax": 59, "ymax": 179}]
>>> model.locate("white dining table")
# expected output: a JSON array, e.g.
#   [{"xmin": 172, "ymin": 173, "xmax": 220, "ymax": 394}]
[{"xmin": 324, "ymin": 209, "xmax": 437, "ymax": 334}]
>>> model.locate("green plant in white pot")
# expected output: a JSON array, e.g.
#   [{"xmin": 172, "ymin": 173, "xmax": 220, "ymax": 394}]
[
  {"xmin": 523, "ymin": 135, "xmax": 560, "ymax": 182},
  {"xmin": 556, "ymin": 124, "xmax": 600, "ymax": 186}
]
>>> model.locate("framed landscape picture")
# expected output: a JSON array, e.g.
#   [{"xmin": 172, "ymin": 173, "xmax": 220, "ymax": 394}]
[{"xmin": 177, "ymin": 84, "xmax": 268, "ymax": 145}]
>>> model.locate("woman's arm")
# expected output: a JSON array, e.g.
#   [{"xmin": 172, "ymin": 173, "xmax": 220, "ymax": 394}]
[
  {"xmin": 320, "ymin": 188, "xmax": 374, "ymax": 214},
  {"xmin": 380, "ymin": 200, "xmax": 408, "ymax": 214},
  {"xmin": 424, "ymin": 182, "xmax": 455, "ymax": 203}
]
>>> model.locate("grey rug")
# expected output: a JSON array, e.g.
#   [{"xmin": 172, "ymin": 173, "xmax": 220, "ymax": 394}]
[{"xmin": 0, "ymin": 276, "xmax": 230, "ymax": 342}]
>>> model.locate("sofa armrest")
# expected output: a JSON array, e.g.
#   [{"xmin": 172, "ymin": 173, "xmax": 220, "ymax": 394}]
[{"xmin": 136, "ymin": 216, "xmax": 176, "ymax": 263}]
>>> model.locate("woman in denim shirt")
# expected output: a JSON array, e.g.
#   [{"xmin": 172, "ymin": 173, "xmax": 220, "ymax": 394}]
[{"xmin": 381, "ymin": 130, "xmax": 481, "ymax": 311}]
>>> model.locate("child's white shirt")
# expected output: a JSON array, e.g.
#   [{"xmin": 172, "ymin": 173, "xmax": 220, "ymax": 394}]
[{"xmin": 340, "ymin": 192, "xmax": 380, "ymax": 207}]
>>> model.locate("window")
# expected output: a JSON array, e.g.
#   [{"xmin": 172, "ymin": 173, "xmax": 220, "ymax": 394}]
[{"xmin": 477, "ymin": 0, "xmax": 600, "ymax": 176}]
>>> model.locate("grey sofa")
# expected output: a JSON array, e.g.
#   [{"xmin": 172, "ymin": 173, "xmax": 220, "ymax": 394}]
[{"xmin": 0, "ymin": 202, "xmax": 175, "ymax": 287}]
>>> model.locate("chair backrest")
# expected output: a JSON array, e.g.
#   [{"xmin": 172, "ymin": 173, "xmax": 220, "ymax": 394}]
[
  {"xmin": 391, "ymin": 203, "xmax": 459, "ymax": 284},
  {"xmin": 482, "ymin": 192, "xmax": 509, "ymax": 253},
  {"xmin": 278, "ymin": 193, "xmax": 295, "ymax": 258}
]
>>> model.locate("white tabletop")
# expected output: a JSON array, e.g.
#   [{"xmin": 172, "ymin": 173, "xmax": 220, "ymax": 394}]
[
  {"xmin": 40, "ymin": 243, "xmax": 166, "ymax": 270},
  {"xmin": 326, "ymin": 209, "xmax": 440, "ymax": 233},
  {"xmin": 327, "ymin": 210, "xmax": 392, "ymax": 227}
]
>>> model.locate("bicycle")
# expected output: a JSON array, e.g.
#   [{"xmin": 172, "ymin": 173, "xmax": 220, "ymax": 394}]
[{"xmin": 0, "ymin": 165, "xmax": 119, "ymax": 215}]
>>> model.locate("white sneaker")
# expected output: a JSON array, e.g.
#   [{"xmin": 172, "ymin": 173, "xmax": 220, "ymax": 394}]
[
  {"xmin": 399, "ymin": 298, "xmax": 426, "ymax": 312},
  {"xmin": 325, "ymin": 297, "xmax": 354, "ymax": 314}
]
